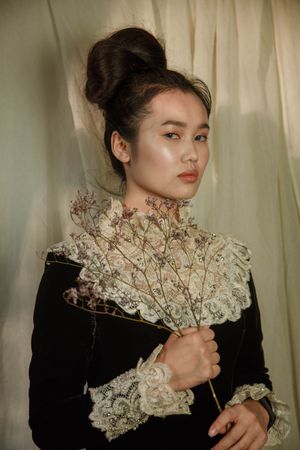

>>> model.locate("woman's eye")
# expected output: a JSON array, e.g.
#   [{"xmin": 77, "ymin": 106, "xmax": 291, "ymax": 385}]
[
  {"xmin": 164, "ymin": 133, "xmax": 208, "ymax": 141},
  {"xmin": 195, "ymin": 135, "xmax": 208, "ymax": 142},
  {"xmin": 165, "ymin": 132, "xmax": 179, "ymax": 139}
]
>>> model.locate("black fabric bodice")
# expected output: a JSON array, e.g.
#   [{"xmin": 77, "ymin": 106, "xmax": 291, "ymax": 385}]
[{"xmin": 29, "ymin": 254, "xmax": 271, "ymax": 450}]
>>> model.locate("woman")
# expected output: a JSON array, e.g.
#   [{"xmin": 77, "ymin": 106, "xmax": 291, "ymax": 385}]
[{"xmin": 29, "ymin": 27, "xmax": 290, "ymax": 449}]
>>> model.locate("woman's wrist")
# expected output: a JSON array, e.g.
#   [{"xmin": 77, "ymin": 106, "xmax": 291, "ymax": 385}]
[
  {"xmin": 243, "ymin": 399, "xmax": 270, "ymax": 430},
  {"xmin": 155, "ymin": 348, "xmax": 181, "ymax": 392}
]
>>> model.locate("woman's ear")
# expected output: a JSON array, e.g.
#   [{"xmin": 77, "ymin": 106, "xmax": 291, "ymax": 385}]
[{"xmin": 111, "ymin": 131, "xmax": 131, "ymax": 163}]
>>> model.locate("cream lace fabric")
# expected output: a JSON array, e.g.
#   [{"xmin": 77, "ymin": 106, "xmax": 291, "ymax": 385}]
[
  {"xmin": 136, "ymin": 344, "xmax": 194, "ymax": 416},
  {"xmin": 226, "ymin": 383, "xmax": 291, "ymax": 446},
  {"xmin": 89, "ymin": 344, "xmax": 194, "ymax": 441},
  {"xmin": 50, "ymin": 196, "xmax": 252, "ymax": 330}
]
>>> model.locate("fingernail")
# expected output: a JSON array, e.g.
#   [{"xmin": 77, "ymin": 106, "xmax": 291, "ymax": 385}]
[{"xmin": 209, "ymin": 427, "xmax": 217, "ymax": 437}]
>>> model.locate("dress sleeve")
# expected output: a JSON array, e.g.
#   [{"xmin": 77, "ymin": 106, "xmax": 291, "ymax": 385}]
[
  {"xmin": 88, "ymin": 344, "xmax": 194, "ymax": 441},
  {"xmin": 29, "ymin": 254, "xmax": 193, "ymax": 448},
  {"xmin": 29, "ymin": 255, "xmax": 104, "ymax": 448},
  {"xmin": 225, "ymin": 274, "xmax": 290, "ymax": 446}
]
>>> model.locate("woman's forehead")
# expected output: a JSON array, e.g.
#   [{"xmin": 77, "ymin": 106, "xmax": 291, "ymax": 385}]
[{"xmin": 141, "ymin": 90, "xmax": 208, "ymax": 129}]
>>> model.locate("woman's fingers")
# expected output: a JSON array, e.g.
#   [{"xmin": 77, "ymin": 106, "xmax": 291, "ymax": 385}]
[
  {"xmin": 179, "ymin": 325, "xmax": 215, "ymax": 340},
  {"xmin": 211, "ymin": 351, "xmax": 220, "ymax": 365},
  {"xmin": 209, "ymin": 407, "xmax": 238, "ymax": 438},
  {"xmin": 200, "ymin": 326, "xmax": 215, "ymax": 342},
  {"xmin": 178, "ymin": 326, "xmax": 199, "ymax": 335},
  {"xmin": 207, "ymin": 339, "xmax": 218, "ymax": 353},
  {"xmin": 211, "ymin": 362, "xmax": 221, "ymax": 378},
  {"xmin": 157, "ymin": 325, "xmax": 221, "ymax": 390},
  {"xmin": 209, "ymin": 404, "xmax": 268, "ymax": 450}
]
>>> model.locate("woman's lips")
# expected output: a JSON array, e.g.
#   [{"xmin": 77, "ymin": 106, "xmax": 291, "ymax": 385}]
[{"xmin": 178, "ymin": 170, "xmax": 199, "ymax": 183}]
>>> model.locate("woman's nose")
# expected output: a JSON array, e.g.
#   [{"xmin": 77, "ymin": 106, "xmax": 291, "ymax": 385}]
[{"xmin": 182, "ymin": 141, "xmax": 199, "ymax": 162}]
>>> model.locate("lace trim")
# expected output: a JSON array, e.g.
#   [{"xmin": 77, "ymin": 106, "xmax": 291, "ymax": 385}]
[
  {"xmin": 49, "ymin": 197, "xmax": 252, "ymax": 328},
  {"xmin": 137, "ymin": 344, "xmax": 194, "ymax": 416},
  {"xmin": 89, "ymin": 368, "xmax": 147, "ymax": 441},
  {"xmin": 89, "ymin": 345, "xmax": 194, "ymax": 441},
  {"xmin": 225, "ymin": 383, "xmax": 291, "ymax": 446}
]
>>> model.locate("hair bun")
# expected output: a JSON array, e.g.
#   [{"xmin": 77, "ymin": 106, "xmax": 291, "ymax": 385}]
[{"xmin": 85, "ymin": 27, "xmax": 167, "ymax": 108}]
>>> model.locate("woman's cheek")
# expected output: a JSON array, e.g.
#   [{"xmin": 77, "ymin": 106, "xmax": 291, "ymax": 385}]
[{"xmin": 153, "ymin": 142, "xmax": 178, "ymax": 163}]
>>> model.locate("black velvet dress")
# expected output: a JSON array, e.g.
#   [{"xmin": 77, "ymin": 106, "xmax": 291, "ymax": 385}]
[{"xmin": 29, "ymin": 252, "xmax": 272, "ymax": 450}]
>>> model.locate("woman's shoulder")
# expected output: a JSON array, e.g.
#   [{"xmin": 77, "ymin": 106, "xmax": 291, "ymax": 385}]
[
  {"xmin": 217, "ymin": 232, "xmax": 251, "ymax": 265},
  {"xmin": 192, "ymin": 225, "xmax": 252, "ymax": 268},
  {"xmin": 36, "ymin": 238, "xmax": 84, "ymax": 292},
  {"xmin": 46, "ymin": 232, "xmax": 91, "ymax": 265}
]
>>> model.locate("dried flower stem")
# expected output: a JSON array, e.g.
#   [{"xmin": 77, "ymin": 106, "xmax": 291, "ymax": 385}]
[
  {"xmin": 52, "ymin": 192, "xmax": 224, "ymax": 415},
  {"xmin": 209, "ymin": 380, "xmax": 222, "ymax": 413}
]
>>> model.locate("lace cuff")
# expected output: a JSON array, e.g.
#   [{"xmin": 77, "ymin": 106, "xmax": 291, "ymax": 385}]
[
  {"xmin": 225, "ymin": 383, "xmax": 290, "ymax": 446},
  {"xmin": 137, "ymin": 344, "xmax": 194, "ymax": 416},
  {"xmin": 89, "ymin": 368, "xmax": 148, "ymax": 441},
  {"xmin": 89, "ymin": 344, "xmax": 194, "ymax": 441}
]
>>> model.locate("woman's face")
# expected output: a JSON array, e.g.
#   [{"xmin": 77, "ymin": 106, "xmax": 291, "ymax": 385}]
[{"xmin": 115, "ymin": 89, "xmax": 210, "ymax": 211}]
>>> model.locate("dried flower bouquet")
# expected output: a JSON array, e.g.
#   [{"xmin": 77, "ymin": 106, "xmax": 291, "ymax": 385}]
[{"xmin": 49, "ymin": 191, "xmax": 238, "ymax": 413}]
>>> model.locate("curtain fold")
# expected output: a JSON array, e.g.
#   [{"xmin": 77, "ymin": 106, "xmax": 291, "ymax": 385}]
[{"xmin": 0, "ymin": 1, "xmax": 299, "ymax": 448}]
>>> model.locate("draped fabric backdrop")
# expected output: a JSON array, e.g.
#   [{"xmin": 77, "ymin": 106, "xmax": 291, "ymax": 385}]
[{"xmin": 0, "ymin": 0, "xmax": 299, "ymax": 448}]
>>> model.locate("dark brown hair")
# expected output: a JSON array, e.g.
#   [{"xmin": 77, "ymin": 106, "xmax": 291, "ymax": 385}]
[{"xmin": 85, "ymin": 27, "xmax": 212, "ymax": 181}]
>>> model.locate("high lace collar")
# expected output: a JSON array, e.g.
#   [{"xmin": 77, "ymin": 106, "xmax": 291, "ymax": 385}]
[
  {"xmin": 50, "ymin": 191, "xmax": 252, "ymax": 329},
  {"xmin": 90, "ymin": 196, "xmax": 196, "ymax": 249},
  {"xmin": 94, "ymin": 196, "xmax": 193, "ymax": 233}
]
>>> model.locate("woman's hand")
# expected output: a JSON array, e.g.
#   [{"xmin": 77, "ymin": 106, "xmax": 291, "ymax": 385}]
[
  {"xmin": 156, "ymin": 326, "xmax": 220, "ymax": 391},
  {"xmin": 208, "ymin": 399, "xmax": 269, "ymax": 450}
]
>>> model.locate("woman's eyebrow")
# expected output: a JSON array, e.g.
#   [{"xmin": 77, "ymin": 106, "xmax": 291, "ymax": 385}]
[{"xmin": 160, "ymin": 120, "xmax": 210, "ymax": 130}]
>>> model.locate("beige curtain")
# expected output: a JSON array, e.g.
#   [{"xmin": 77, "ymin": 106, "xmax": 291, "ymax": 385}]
[{"xmin": 0, "ymin": 0, "xmax": 299, "ymax": 448}]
